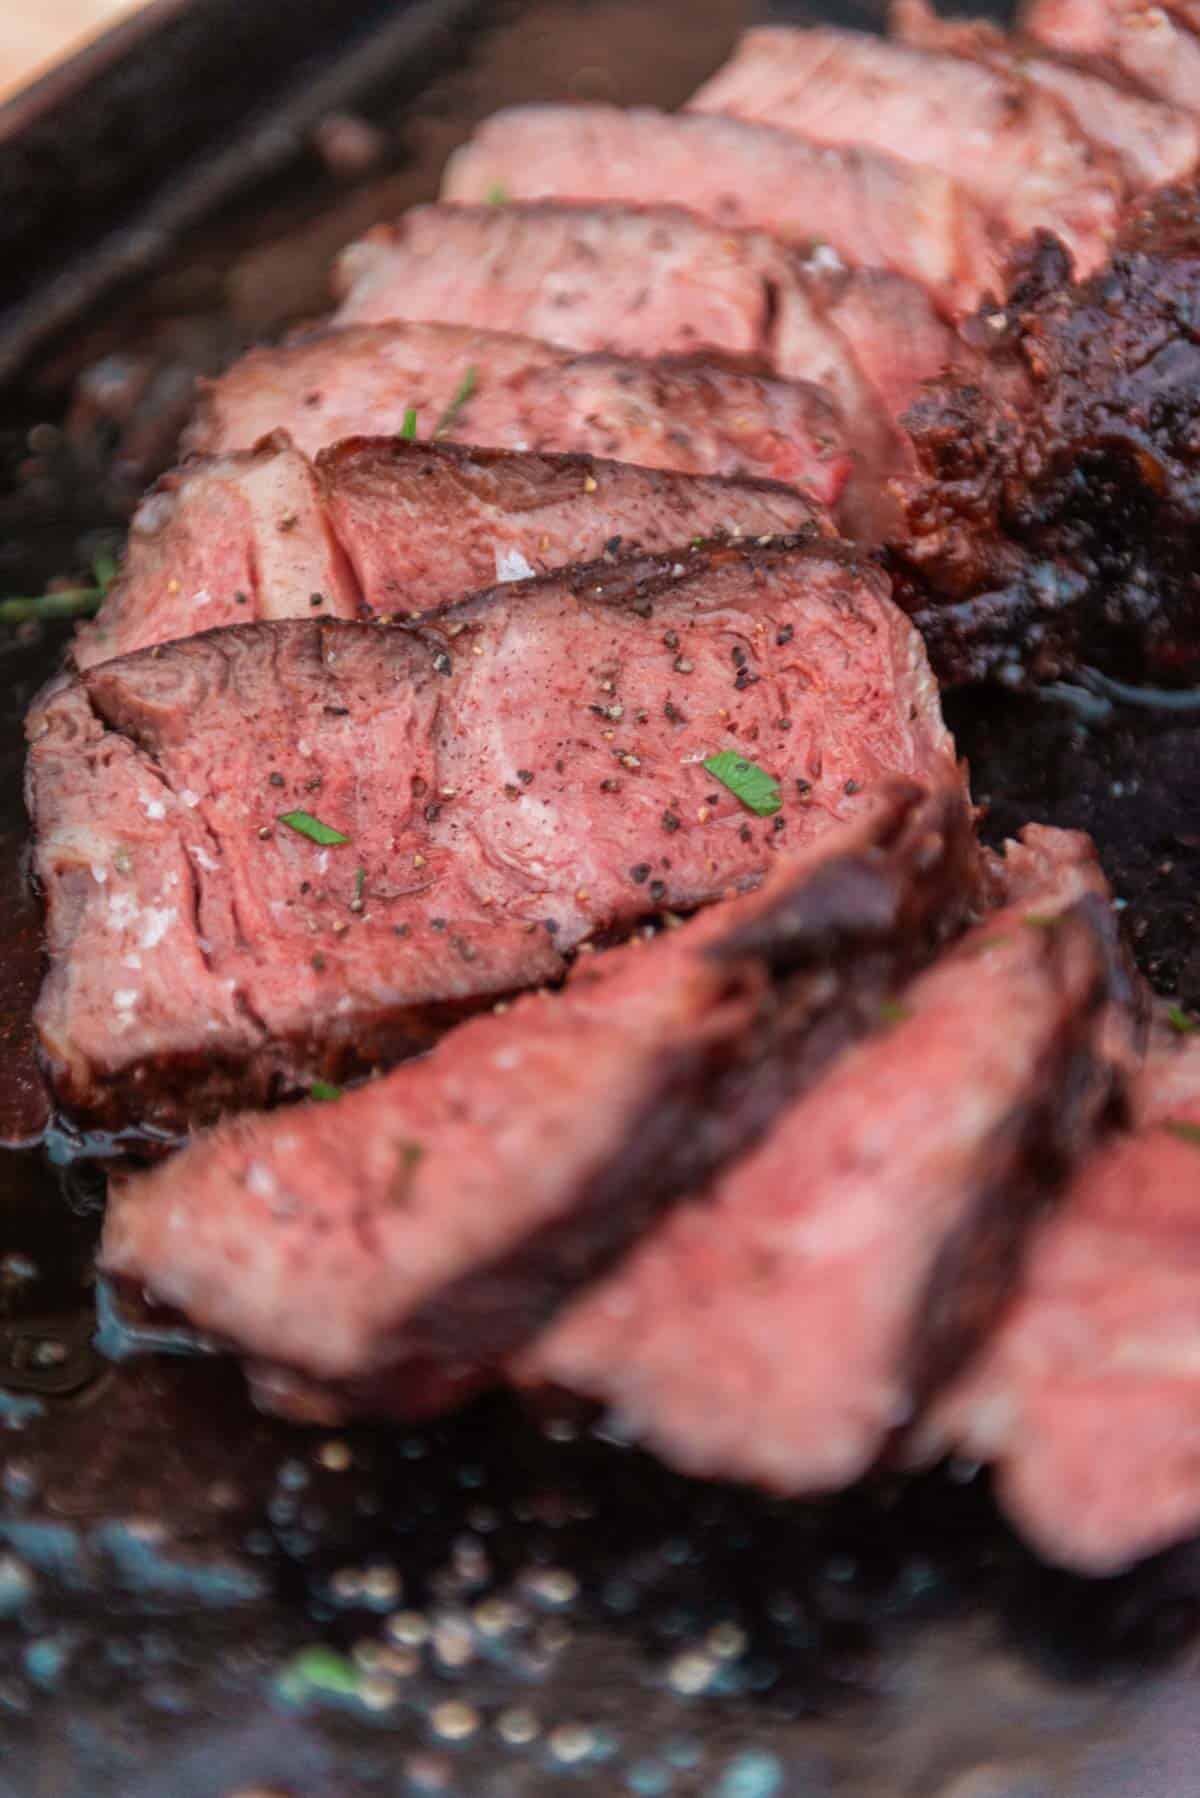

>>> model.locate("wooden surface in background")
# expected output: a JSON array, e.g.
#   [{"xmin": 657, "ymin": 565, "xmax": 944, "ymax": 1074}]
[{"xmin": 1, "ymin": 0, "xmax": 149, "ymax": 101}]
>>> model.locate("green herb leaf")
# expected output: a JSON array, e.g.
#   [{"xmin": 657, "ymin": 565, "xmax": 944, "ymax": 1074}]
[
  {"xmin": 0, "ymin": 587, "xmax": 104, "ymax": 624},
  {"xmin": 434, "ymin": 366, "xmax": 478, "ymax": 440},
  {"xmin": 92, "ymin": 550, "xmax": 119, "ymax": 593},
  {"xmin": 1023, "ymin": 911, "xmax": 1062, "ymax": 931},
  {"xmin": 877, "ymin": 999, "xmax": 911, "ymax": 1028},
  {"xmin": 278, "ymin": 810, "xmax": 349, "ymax": 846},
  {"xmin": 1164, "ymin": 1120, "xmax": 1200, "ymax": 1149},
  {"xmin": 400, "ymin": 406, "xmax": 419, "ymax": 441},
  {"xmin": 484, "ymin": 181, "xmax": 510, "ymax": 205},
  {"xmin": 702, "ymin": 751, "xmax": 781, "ymax": 817},
  {"xmin": 310, "ymin": 1080, "xmax": 343, "ymax": 1102},
  {"xmin": 353, "ymin": 866, "xmax": 366, "ymax": 907},
  {"xmin": 276, "ymin": 1646, "xmax": 361, "ymax": 1704},
  {"xmin": 1168, "ymin": 1003, "xmax": 1198, "ymax": 1036}
]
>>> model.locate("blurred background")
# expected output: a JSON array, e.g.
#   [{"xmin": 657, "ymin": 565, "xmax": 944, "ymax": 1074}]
[{"xmin": 1, "ymin": 0, "xmax": 145, "ymax": 101}]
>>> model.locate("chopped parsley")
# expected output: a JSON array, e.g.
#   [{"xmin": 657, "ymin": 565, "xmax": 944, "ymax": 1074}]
[
  {"xmin": 1168, "ymin": 1003, "xmax": 1197, "ymax": 1036},
  {"xmin": 1164, "ymin": 1120, "xmax": 1200, "ymax": 1149},
  {"xmin": 278, "ymin": 810, "xmax": 349, "ymax": 846},
  {"xmin": 702, "ymin": 751, "xmax": 781, "ymax": 818},
  {"xmin": 310, "ymin": 1080, "xmax": 343, "ymax": 1102},
  {"xmin": 276, "ymin": 1646, "xmax": 361, "ymax": 1705},
  {"xmin": 434, "ymin": 365, "xmax": 478, "ymax": 439},
  {"xmin": 877, "ymin": 999, "xmax": 911, "ymax": 1028},
  {"xmin": 484, "ymin": 181, "xmax": 510, "ymax": 205},
  {"xmin": 400, "ymin": 406, "xmax": 419, "ymax": 440}
]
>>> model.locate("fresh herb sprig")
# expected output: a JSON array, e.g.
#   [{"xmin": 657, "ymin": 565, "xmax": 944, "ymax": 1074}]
[
  {"xmin": 702, "ymin": 751, "xmax": 782, "ymax": 817},
  {"xmin": 434, "ymin": 366, "xmax": 479, "ymax": 439},
  {"xmin": 0, "ymin": 549, "xmax": 119, "ymax": 625}
]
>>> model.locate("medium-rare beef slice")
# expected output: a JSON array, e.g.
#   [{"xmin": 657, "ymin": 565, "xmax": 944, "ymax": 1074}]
[
  {"xmin": 910, "ymin": 1023, "xmax": 1200, "ymax": 1577},
  {"xmin": 689, "ymin": 25, "xmax": 1123, "ymax": 279},
  {"xmin": 100, "ymin": 782, "xmax": 980, "ymax": 1420},
  {"xmin": 440, "ymin": 104, "xmax": 1001, "ymax": 316},
  {"xmin": 1024, "ymin": 0, "xmax": 1200, "ymax": 112},
  {"xmin": 29, "ymin": 538, "xmax": 955, "ymax": 1128},
  {"xmin": 187, "ymin": 322, "xmax": 851, "ymax": 508},
  {"xmin": 892, "ymin": 0, "xmax": 1199, "ymax": 192},
  {"xmin": 522, "ymin": 825, "xmax": 1136, "ymax": 1493},
  {"xmin": 320, "ymin": 439, "xmax": 826, "ymax": 618},
  {"xmin": 330, "ymin": 203, "xmax": 951, "ymax": 478},
  {"xmin": 890, "ymin": 189, "xmax": 1200, "ymax": 685},
  {"xmin": 75, "ymin": 436, "xmax": 826, "ymax": 666},
  {"xmin": 73, "ymin": 435, "xmax": 361, "ymax": 671}
]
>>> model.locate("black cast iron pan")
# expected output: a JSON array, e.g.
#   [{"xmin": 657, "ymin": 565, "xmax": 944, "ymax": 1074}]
[{"xmin": 4, "ymin": 3, "xmax": 1200, "ymax": 1792}]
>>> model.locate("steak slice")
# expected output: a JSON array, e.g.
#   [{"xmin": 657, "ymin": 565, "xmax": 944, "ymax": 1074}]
[
  {"xmin": 75, "ymin": 435, "xmax": 826, "ymax": 668},
  {"xmin": 689, "ymin": 25, "xmax": 1124, "ymax": 278},
  {"xmin": 1024, "ymin": 0, "xmax": 1200, "ymax": 113},
  {"xmin": 892, "ymin": 0, "xmax": 1199, "ymax": 192},
  {"xmin": 186, "ymin": 322, "xmax": 851, "ymax": 507},
  {"xmin": 73, "ymin": 435, "xmax": 361, "ymax": 671},
  {"xmin": 909, "ymin": 1025, "xmax": 1200, "ymax": 1576},
  {"xmin": 521, "ymin": 825, "xmax": 1136, "ymax": 1493},
  {"xmin": 100, "ymin": 782, "xmax": 980, "ymax": 1421},
  {"xmin": 891, "ymin": 189, "xmax": 1200, "ymax": 686},
  {"xmin": 29, "ymin": 538, "xmax": 955, "ymax": 1128},
  {"xmin": 440, "ymin": 104, "xmax": 1001, "ymax": 316},
  {"xmin": 330, "ymin": 204, "xmax": 952, "ymax": 474}
]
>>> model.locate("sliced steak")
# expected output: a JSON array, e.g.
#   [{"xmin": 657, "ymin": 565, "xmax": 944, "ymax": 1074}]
[
  {"xmin": 1025, "ymin": 0, "xmax": 1200, "ymax": 113},
  {"xmin": 100, "ymin": 782, "xmax": 979, "ymax": 1421},
  {"xmin": 73, "ymin": 435, "xmax": 361, "ymax": 671},
  {"xmin": 910, "ymin": 1025, "xmax": 1200, "ymax": 1577},
  {"xmin": 891, "ymin": 189, "xmax": 1200, "ymax": 685},
  {"xmin": 76, "ymin": 436, "xmax": 826, "ymax": 667},
  {"xmin": 522, "ymin": 825, "xmax": 1135, "ymax": 1493},
  {"xmin": 321, "ymin": 439, "xmax": 826, "ymax": 617},
  {"xmin": 894, "ymin": 0, "xmax": 1199, "ymax": 191},
  {"xmin": 186, "ymin": 322, "xmax": 851, "ymax": 507},
  {"xmin": 29, "ymin": 539, "xmax": 954, "ymax": 1128},
  {"xmin": 440, "ymin": 104, "xmax": 1001, "ymax": 316},
  {"xmin": 330, "ymin": 204, "xmax": 953, "ymax": 476},
  {"xmin": 689, "ymin": 25, "xmax": 1124, "ymax": 278}
]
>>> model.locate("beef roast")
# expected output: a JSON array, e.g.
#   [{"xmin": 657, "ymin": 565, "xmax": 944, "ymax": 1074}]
[
  {"xmin": 440, "ymin": 104, "xmax": 1001, "ymax": 315},
  {"xmin": 73, "ymin": 436, "xmax": 361, "ymax": 671},
  {"xmin": 689, "ymin": 25, "xmax": 1124, "ymax": 280},
  {"xmin": 910, "ymin": 1026, "xmax": 1200, "ymax": 1576},
  {"xmin": 522, "ymin": 825, "xmax": 1135, "ymax": 1492},
  {"xmin": 76, "ymin": 435, "xmax": 826, "ymax": 668},
  {"xmin": 186, "ymin": 322, "xmax": 850, "ymax": 506},
  {"xmin": 29, "ymin": 538, "xmax": 955, "ymax": 1128},
  {"xmin": 330, "ymin": 203, "xmax": 952, "ymax": 475},
  {"xmin": 891, "ymin": 188, "xmax": 1200, "ymax": 685},
  {"xmin": 893, "ymin": 0, "xmax": 1199, "ymax": 191},
  {"xmin": 1024, "ymin": 0, "xmax": 1200, "ymax": 113},
  {"xmin": 100, "ymin": 782, "xmax": 979, "ymax": 1420}
]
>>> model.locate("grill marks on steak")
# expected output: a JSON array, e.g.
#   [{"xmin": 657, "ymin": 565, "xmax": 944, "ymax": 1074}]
[
  {"xmin": 99, "ymin": 783, "xmax": 980, "ymax": 1417},
  {"xmin": 689, "ymin": 25, "xmax": 1124, "ymax": 282},
  {"xmin": 892, "ymin": 0, "xmax": 1199, "ymax": 193},
  {"xmin": 331, "ymin": 203, "xmax": 953, "ymax": 478},
  {"xmin": 29, "ymin": 539, "xmax": 954, "ymax": 1128},
  {"xmin": 913, "ymin": 1026, "xmax": 1200, "ymax": 1576},
  {"xmin": 440, "ymin": 103, "xmax": 1001, "ymax": 317},
  {"xmin": 892, "ymin": 189, "xmax": 1200, "ymax": 686},
  {"xmin": 524, "ymin": 826, "xmax": 1135, "ymax": 1493},
  {"xmin": 187, "ymin": 322, "xmax": 851, "ymax": 507},
  {"xmin": 76, "ymin": 434, "xmax": 827, "ymax": 667}
]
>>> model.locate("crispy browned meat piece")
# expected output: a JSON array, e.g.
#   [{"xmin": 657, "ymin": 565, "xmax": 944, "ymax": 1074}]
[
  {"xmin": 100, "ymin": 782, "xmax": 978, "ymax": 1421},
  {"xmin": 890, "ymin": 187, "xmax": 1200, "ymax": 685}
]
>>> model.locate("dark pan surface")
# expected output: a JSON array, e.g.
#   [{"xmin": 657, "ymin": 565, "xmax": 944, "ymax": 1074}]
[{"xmin": 5, "ymin": 3, "xmax": 1200, "ymax": 1793}]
